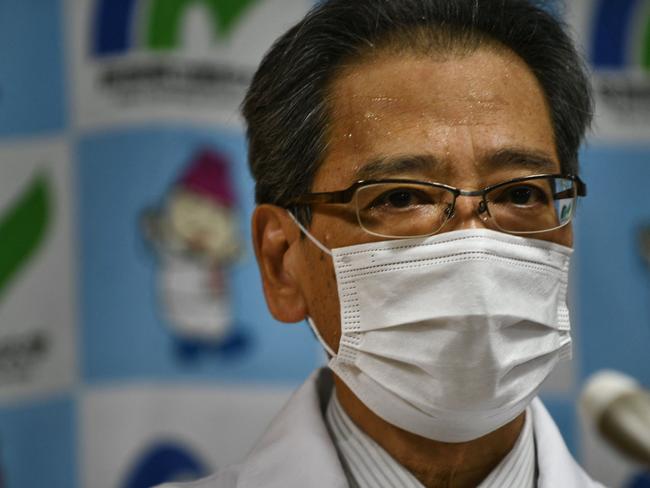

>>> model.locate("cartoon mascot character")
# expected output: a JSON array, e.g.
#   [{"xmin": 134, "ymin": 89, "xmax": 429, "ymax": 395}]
[{"xmin": 143, "ymin": 149, "xmax": 246, "ymax": 357}]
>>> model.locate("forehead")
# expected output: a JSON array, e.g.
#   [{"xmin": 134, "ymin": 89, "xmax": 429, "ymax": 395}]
[{"xmin": 316, "ymin": 46, "xmax": 559, "ymax": 190}]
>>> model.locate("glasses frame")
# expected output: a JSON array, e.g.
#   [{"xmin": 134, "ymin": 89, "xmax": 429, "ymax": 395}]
[{"xmin": 287, "ymin": 173, "xmax": 587, "ymax": 238}]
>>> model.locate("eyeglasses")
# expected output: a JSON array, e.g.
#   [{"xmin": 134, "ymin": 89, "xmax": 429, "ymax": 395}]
[{"xmin": 287, "ymin": 174, "xmax": 587, "ymax": 238}]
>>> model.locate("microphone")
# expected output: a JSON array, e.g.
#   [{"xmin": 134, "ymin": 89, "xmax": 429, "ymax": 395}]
[{"xmin": 580, "ymin": 370, "xmax": 650, "ymax": 466}]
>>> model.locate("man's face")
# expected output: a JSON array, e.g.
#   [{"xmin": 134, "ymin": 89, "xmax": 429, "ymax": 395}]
[{"xmin": 291, "ymin": 46, "xmax": 572, "ymax": 352}]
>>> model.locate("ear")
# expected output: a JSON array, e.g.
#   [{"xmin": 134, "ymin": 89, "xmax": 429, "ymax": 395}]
[{"xmin": 252, "ymin": 205, "xmax": 307, "ymax": 323}]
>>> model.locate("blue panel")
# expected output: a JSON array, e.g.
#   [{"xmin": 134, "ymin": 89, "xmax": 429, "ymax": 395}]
[
  {"xmin": 0, "ymin": 395, "xmax": 77, "ymax": 488},
  {"xmin": 576, "ymin": 145, "xmax": 650, "ymax": 386},
  {"xmin": 77, "ymin": 127, "xmax": 320, "ymax": 384},
  {"xmin": 93, "ymin": 0, "xmax": 138, "ymax": 56},
  {"xmin": 0, "ymin": 0, "xmax": 67, "ymax": 136},
  {"xmin": 591, "ymin": 0, "xmax": 640, "ymax": 68}
]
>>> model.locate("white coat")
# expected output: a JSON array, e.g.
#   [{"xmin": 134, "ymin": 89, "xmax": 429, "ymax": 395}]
[{"xmin": 160, "ymin": 369, "xmax": 606, "ymax": 488}]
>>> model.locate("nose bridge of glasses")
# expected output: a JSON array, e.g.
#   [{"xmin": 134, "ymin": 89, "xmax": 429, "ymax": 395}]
[{"xmin": 446, "ymin": 190, "xmax": 491, "ymax": 227}]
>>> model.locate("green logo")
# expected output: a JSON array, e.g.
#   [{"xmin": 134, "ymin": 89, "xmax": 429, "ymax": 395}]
[
  {"xmin": 147, "ymin": 0, "xmax": 262, "ymax": 50},
  {"xmin": 0, "ymin": 174, "xmax": 52, "ymax": 300}
]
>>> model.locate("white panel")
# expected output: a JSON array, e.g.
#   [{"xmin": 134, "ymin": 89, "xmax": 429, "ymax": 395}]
[
  {"xmin": 0, "ymin": 137, "xmax": 77, "ymax": 403},
  {"xmin": 566, "ymin": 0, "xmax": 650, "ymax": 142},
  {"xmin": 70, "ymin": 0, "xmax": 313, "ymax": 130},
  {"xmin": 81, "ymin": 384, "xmax": 294, "ymax": 488}
]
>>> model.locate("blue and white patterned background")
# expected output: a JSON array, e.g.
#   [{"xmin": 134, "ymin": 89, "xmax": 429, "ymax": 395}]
[{"xmin": 0, "ymin": 1, "xmax": 648, "ymax": 487}]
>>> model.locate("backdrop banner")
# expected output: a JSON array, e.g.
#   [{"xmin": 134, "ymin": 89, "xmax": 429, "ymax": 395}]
[{"xmin": 0, "ymin": 1, "xmax": 648, "ymax": 487}]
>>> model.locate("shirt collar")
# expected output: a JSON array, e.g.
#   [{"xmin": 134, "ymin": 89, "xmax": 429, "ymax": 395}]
[{"xmin": 326, "ymin": 391, "xmax": 537, "ymax": 488}]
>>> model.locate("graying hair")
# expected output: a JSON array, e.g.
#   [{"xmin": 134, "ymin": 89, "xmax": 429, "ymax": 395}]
[{"xmin": 242, "ymin": 0, "xmax": 593, "ymax": 223}]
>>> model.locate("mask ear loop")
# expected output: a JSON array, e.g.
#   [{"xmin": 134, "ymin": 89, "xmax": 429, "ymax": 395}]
[
  {"xmin": 286, "ymin": 211, "xmax": 337, "ymax": 357},
  {"xmin": 286, "ymin": 211, "xmax": 332, "ymax": 256}
]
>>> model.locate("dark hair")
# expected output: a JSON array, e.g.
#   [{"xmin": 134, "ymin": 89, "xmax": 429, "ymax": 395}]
[{"xmin": 243, "ymin": 0, "xmax": 593, "ymax": 214}]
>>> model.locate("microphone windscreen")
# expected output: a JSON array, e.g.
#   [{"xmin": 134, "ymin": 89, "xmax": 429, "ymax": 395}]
[
  {"xmin": 581, "ymin": 370, "xmax": 650, "ymax": 467},
  {"xmin": 581, "ymin": 370, "xmax": 638, "ymax": 422}
]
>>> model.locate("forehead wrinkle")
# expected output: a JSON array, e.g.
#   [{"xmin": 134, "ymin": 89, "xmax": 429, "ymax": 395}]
[
  {"xmin": 338, "ymin": 95, "xmax": 510, "ymax": 133},
  {"xmin": 325, "ymin": 56, "xmax": 517, "ymax": 151},
  {"xmin": 319, "ymin": 48, "xmax": 558, "ymax": 194}
]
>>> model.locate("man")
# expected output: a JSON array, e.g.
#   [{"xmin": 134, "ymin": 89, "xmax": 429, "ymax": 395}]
[{"xmin": 163, "ymin": 0, "xmax": 603, "ymax": 486}]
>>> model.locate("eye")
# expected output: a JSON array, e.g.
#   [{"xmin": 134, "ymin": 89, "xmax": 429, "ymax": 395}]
[
  {"xmin": 509, "ymin": 187, "xmax": 534, "ymax": 205},
  {"xmin": 497, "ymin": 184, "xmax": 548, "ymax": 207},
  {"xmin": 386, "ymin": 189, "xmax": 415, "ymax": 207},
  {"xmin": 371, "ymin": 188, "xmax": 431, "ymax": 209}
]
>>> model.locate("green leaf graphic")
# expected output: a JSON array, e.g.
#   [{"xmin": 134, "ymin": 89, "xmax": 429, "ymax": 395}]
[
  {"xmin": 0, "ymin": 174, "xmax": 51, "ymax": 300},
  {"xmin": 147, "ymin": 0, "xmax": 262, "ymax": 49}
]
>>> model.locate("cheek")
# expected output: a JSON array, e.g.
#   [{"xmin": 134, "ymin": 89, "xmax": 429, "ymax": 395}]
[
  {"xmin": 559, "ymin": 226, "xmax": 574, "ymax": 248},
  {"xmin": 295, "ymin": 211, "xmax": 351, "ymax": 348},
  {"xmin": 300, "ymin": 245, "xmax": 342, "ymax": 352},
  {"xmin": 303, "ymin": 231, "xmax": 338, "ymax": 300},
  {"xmin": 536, "ymin": 225, "xmax": 573, "ymax": 248}
]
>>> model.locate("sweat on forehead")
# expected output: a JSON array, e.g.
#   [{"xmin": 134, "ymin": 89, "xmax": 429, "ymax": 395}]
[
  {"xmin": 326, "ymin": 50, "xmax": 512, "ymax": 125},
  {"xmin": 316, "ymin": 47, "xmax": 558, "ymax": 190},
  {"xmin": 323, "ymin": 26, "xmax": 517, "ymax": 130}
]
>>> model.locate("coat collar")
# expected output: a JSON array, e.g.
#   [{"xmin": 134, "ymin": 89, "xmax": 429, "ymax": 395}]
[
  {"xmin": 235, "ymin": 368, "xmax": 348, "ymax": 488},
  {"xmin": 233, "ymin": 370, "xmax": 601, "ymax": 488},
  {"xmin": 531, "ymin": 398, "xmax": 604, "ymax": 487}
]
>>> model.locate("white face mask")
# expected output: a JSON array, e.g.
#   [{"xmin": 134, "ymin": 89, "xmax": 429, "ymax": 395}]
[{"xmin": 292, "ymin": 215, "xmax": 573, "ymax": 442}]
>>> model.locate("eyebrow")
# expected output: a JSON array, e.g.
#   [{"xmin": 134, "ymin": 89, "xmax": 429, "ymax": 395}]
[
  {"xmin": 353, "ymin": 147, "xmax": 559, "ymax": 182},
  {"xmin": 354, "ymin": 154, "xmax": 443, "ymax": 180},
  {"xmin": 486, "ymin": 148, "xmax": 558, "ymax": 173}
]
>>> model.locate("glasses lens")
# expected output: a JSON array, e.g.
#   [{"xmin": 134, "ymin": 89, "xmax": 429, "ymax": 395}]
[
  {"xmin": 354, "ymin": 182, "xmax": 455, "ymax": 237},
  {"xmin": 485, "ymin": 176, "xmax": 577, "ymax": 233}
]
